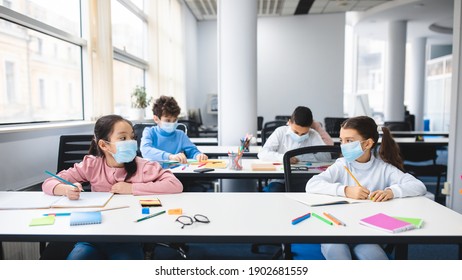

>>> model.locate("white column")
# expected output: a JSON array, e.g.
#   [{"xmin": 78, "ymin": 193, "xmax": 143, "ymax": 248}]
[
  {"xmin": 408, "ymin": 37, "xmax": 427, "ymax": 131},
  {"xmin": 447, "ymin": 1, "xmax": 462, "ymax": 212},
  {"xmin": 217, "ymin": 0, "xmax": 258, "ymax": 145},
  {"xmin": 384, "ymin": 21, "xmax": 407, "ymax": 122}
]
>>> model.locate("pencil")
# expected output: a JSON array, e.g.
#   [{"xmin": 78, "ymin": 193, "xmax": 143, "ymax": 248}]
[
  {"xmin": 134, "ymin": 210, "xmax": 166, "ymax": 223},
  {"xmin": 323, "ymin": 212, "xmax": 346, "ymax": 226},
  {"xmin": 343, "ymin": 166, "xmax": 363, "ymax": 188},
  {"xmin": 45, "ymin": 170, "xmax": 84, "ymax": 191}
]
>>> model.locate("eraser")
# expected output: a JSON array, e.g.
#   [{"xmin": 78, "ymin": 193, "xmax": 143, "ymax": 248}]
[
  {"xmin": 140, "ymin": 198, "xmax": 162, "ymax": 207},
  {"xmin": 168, "ymin": 208, "xmax": 183, "ymax": 215}
]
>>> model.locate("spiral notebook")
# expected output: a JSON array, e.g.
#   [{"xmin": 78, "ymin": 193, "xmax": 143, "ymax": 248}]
[{"xmin": 70, "ymin": 211, "xmax": 102, "ymax": 226}]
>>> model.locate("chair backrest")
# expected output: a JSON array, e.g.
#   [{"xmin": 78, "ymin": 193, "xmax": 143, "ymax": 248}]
[
  {"xmin": 383, "ymin": 121, "xmax": 412, "ymax": 131},
  {"xmin": 283, "ymin": 145, "xmax": 341, "ymax": 192},
  {"xmin": 57, "ymin": 135, "xmax": 93, "ymax": 172},
  {"xmin": 400, "ymin": 145, "xmax": 437, "ymax": 164},
  {"xmin": 261, "ymin": 120, "xmax": 287, "ymax": 145},
  {"xmin": 187, "ymin": 108, "xmax": 203, "ymax": 126},
  {"xmin": 257, "ymin": 116, "xmax": 264, "ymax": 131},
  {"xmin": 178, "ymin": 119, "xmax": 200, "ymax": 137},
  {"xmin": 133, "ymin": 123, "xmax": 157, "ymax": 151},
  {"xmin": 324, "ymin": 117, "xmax": 348, "ymax": 138},
  {"xmin": 275, "ymin": 115, "xmax": 291, "ymax": 122}
]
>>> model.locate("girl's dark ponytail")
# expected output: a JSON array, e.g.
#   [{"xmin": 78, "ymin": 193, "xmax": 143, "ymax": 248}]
[{"xmin": 379, "ymin": 126, "xmax": 404, "ymax": 171}]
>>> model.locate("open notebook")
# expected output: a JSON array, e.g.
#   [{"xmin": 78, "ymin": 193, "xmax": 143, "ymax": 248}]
[
  {"xmin": 0, "ymin": 192, "xmax": 113, "ymax": 210},
  {"xmin": 285, "ymin": 193, "xmax": 370, "ymax": 207}
]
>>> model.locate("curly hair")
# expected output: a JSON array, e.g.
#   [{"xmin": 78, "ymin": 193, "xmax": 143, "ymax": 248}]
[{"xmin": 152, "ymin": 95, "xmax": 181, "ymax": 118}]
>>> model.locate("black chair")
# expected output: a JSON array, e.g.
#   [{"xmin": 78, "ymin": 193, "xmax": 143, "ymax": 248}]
[
  {"xmin": 400, "ymin": 145, "xmax": 447, "ymax": 200},
  {"xmin": 257, "ymin": 116, "xmax": 264, "ymax": 131},
  {"xmin": 178, "ymin": 119, "xmax": 200, "ymax": 137},
  {"xmin": 134, "ymin": 123, "xmax": 156, "ymax": 155},
  {"xmin": 281, "ymin": 145, "xmax": 342, "ymax": 259},
  {"xmin": 383, "ymin": 121, "xmax": 412, "ymax": 132},
  {"xmin": 324, "ymin": 117, "xmax": 348, "ymax": 138},
  {"xmin": 261, "ymin": 120, "xmax": 287, "ymax": 145}
]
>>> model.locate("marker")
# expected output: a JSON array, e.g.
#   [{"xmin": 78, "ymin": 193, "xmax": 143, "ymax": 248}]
[
  {"xmin": 312, "ymin": 212, "xmax": 333, "ymax": 226},
  {"xmin": 181, "ymin": 165, "xmax": 187, "ymax": 170},
  {"xmin": 134, "ymin": 210, "xmax": 166, "ymax": 223},
  {"xmin": 323, "ymin": 212, "xmax": 346, "ymax": 226},
  {"xmin": 198, "ymin": 162, "xmax": 207, "ymax": 167},
  {"xmin": 291, "ymin": 212, "xmax": 311, "ymax": 225},
  {"xmin": 45, "ymin": 170, "xmax": 83, "ymax": 191}
]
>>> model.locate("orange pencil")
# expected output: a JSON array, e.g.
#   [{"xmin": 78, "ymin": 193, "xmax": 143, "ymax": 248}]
[
  {"xmin": 323, "ymin": 212, "xmax": 346, "ymax": 226},
  {"xmin": 343, "ymin": 166, "xmax": 364, "ymax": 188}
]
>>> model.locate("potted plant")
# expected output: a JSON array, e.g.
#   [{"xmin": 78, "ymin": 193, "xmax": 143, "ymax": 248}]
[{"xmin": 130, "ymin": 86, "xmax": 152, "ymax": 120}]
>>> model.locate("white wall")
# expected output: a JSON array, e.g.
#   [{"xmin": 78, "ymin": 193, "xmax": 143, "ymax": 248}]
[
  {"xmin": 0, "ymin": 124, "xmax": 93, "ymax": 191},
  {"xmin": 194, "ymin": 13, "xmax": 345, "ymax": 127},
  {"xmin": 183, "ymin": 4, "xmax": 198, "ymax": 114}
]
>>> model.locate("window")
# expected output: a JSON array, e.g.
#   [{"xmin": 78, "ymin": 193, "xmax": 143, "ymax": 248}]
[
  {"xmin": 111, "ymin": 0, "xmax": 148, "ymax": 118},
  {"xmin": 0, "ymin": 2, "xmax": 84, "ymax": 124}
]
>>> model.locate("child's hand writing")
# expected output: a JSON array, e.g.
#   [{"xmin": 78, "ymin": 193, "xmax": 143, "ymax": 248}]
[
  {"xmin": 111, "ymin": 182, "xmax": 133, "ymax": 194},
  {"xmin": 63, "ymin": 183, "xmax": 83, "ymax": 200},
  {"xmin": 169, "ymin": 153, "xmax": 187, "ymax": 164},
  {"xmin": 196, "ymin": 153, "xmax": 208, "ymax": 162},
  {"xmin": 344, "ymin": 185, "xmax": 370, "ymax": 200},
  {"xmin": 290, "ymin": 157, "xmax": 299, "ymax": 164},
  {"xmin": 370, "ymin": 189, "xmax": 394, "ymax": 202}
]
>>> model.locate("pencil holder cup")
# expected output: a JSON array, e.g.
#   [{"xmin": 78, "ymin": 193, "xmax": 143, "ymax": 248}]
[
  {"xmin": 228, "ymin": 155, "xmax": 243, "ymax": 170},
  {"xmin": 240, "ymin": 139, "xmax": 249, "ymax": 152}
]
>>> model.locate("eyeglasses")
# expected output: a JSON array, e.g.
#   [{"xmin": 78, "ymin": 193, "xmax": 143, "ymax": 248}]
[{"xmin": 175, "ymin": 214, "xmax": 210, "ymax": 229}]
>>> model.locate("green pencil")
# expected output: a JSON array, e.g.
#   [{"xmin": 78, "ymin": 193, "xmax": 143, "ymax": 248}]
[
  {"xmin": 312, "ymin": 212, "xmax": 333, "ymax": 226},
  {"xmin": 134, "ymin": 210, "xmax": 166, "ymax": 223}
]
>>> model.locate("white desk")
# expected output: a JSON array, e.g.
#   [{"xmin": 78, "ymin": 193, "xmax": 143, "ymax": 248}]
[
  {"xmin": 169, "ymin": 159, "xmax": 287, "ymax": 180},
  {"xmin": 197, "ymin": 145, "xmax": 261, "ymax": 158},
  {"xmin": 1, "ymin": 192, "xmax": 461, "ymax": 259},
  {"xmin": 190, "ymin": 137, "xmax": 263, "ymax": 146}
]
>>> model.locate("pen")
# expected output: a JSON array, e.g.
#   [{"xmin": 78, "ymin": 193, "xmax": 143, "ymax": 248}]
[
  {"xmin": 44, "ymin": 170, "xmax": 84, "ymax": 191},
  {"xmin": 43, "ymin": 206, "xmax": 130, "ymax": 216},
  {"xmin": 182, "ymin": 164, "xmax": 187, "ymax": 170},
  {"xmin": 291, "ymin": 212, "xmax": 311, "ymax": 225},
  {"xmin": 134, "ymin": 210, "xmax": 166, "ymax": 223},
  {"xmin": 343, "ymin": 166, "xmax": 364, "ymax": 188},
  {"xmin": 323, "ymin": 212, "xmax": 346, "ymax": 226},
  {"xmin": 169, "ymin": 164, "xmax": 181, "ymax": 169},
  {"xmin": 312, "ymin": 212, "xmax": 333, "ymax": 226},
  {"xmin": 43, "ymin": 213, "xmax": 71, "ymax": 216}
]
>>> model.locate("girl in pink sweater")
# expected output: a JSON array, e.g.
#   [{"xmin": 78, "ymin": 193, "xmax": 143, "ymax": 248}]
[{"xmin": 42, "ymin": 114, "xmax": 183, "ymax": 259}]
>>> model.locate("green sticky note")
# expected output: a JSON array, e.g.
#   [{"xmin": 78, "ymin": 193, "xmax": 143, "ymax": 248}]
[
  {"xmin": 392, "ymin": 216, "xmax": 424, "ymax": 229},
  {"xmin": 30, "ymin": 216, "xmax": 55, "ymax": 226}
]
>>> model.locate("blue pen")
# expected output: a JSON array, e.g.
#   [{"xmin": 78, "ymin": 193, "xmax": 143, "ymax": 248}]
[
  {"xmin": 292, "ymin": 212, "xmax": 311, "ymax": 225},
  {"xmin": 44, "ymin": 170, "xmax": 83, "ymax": 191},
  {"xmin": 43, "ymin": 213, "xmax": 71, "ymax": 216},
  {"xmin": 169, "ymin": 164, "xmax": 181, "ymax": 169}
]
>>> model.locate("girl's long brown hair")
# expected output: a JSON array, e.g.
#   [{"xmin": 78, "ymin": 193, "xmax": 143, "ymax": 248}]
[{"xmin": 341, "ymin": 116, "xmax": 404, "ymax": 171}]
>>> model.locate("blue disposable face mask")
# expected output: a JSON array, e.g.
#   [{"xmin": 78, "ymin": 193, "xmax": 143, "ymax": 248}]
[
  {"xmin": 341, "ymin": 140, "xmax": 365, "ymax": 162},
  {"xmin": 109, "ymin": 140, "xmax": 138, "ymax": 163},
  {"xmin": 160, "ymin": 121, "xmax": 178, "ymax": 134},
  {"xmin": 289, "ymin": 130, "xmax": 309, "ymax": 143}
]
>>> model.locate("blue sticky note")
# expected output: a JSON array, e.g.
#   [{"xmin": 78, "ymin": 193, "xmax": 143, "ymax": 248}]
[{"xmin": 142, "ymin": 208, "xmax": 150, "ymax": 214}]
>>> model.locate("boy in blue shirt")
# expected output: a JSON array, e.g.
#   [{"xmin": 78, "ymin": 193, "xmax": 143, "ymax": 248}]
[{"xmin": 140, "ymin": 96, "xmax": 208, "ymax": 163}]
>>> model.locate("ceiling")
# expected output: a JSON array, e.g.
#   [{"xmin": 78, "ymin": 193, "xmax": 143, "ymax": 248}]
[
  {"xmin": 184, "ymin": 0, "xmax": 454, "ymax": 43},
  {"xmin": 184, "ymin": 0, "xmax": 393, "ymax": 20}
]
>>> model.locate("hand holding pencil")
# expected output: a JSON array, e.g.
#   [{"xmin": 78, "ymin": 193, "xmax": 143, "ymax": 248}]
[{"xmin": 343, "ymin": 166, "xmax": 370, "ymax": 200}]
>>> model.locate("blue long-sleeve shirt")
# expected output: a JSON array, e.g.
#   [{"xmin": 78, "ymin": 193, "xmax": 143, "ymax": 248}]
[{"xmin": 140, "ymin": 126, "xmax": 202, "ymax": 162}]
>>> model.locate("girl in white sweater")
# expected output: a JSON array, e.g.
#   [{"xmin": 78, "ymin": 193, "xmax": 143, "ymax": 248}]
[{"xmin": 306, "ymin": 116, "xmax": 426, "ymax": 260}]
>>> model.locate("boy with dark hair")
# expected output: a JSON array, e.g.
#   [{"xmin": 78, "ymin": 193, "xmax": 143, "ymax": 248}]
[
  {"xmin": 257, "ymin": 106, "xmax": 332, "ymax": 191},
  {"xmin": 140, "ymin": 96, "xmax": 208, "ymax": 163}
]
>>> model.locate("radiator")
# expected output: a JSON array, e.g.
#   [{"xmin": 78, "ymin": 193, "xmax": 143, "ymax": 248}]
[{"xmin": 1, "ymin": 242, "xmax": 40, "ymax": 260}]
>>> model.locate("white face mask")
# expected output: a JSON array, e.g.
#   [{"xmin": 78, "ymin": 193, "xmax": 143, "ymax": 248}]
[
  {"xmin": 160, "ymin": 121, "xmax": 178, "ymax": 133},
  {"xmin": 289, "ymin": 130, "xmax": 309, "ymax": 143}
]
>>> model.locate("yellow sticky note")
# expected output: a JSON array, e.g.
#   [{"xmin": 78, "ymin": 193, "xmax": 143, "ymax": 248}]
[
  {"xmin": 30, "ymin": 216, "xmax": 55, "ymax": 226},
  {"xmin": 168, "ymin": 208, "xmax": 183, "ymax": 215}
]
